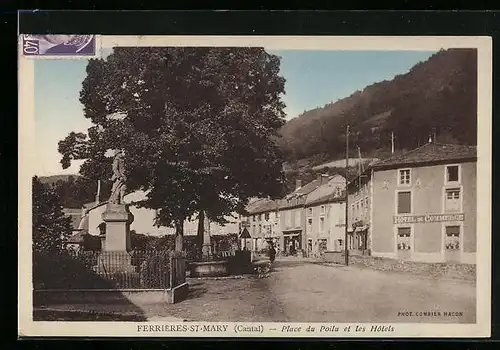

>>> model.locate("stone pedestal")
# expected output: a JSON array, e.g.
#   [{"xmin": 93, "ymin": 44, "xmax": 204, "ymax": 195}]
[
  {"xmin": 101, "ymin": 203, "xmax": 134, "ymax": 252},
  {"xmin": 93, "ymin": 203, "xmax": 136, "ymax": 274},
  {"xmin": 201, "ymin": 216, "xmax": 212, "ymax": 260}
]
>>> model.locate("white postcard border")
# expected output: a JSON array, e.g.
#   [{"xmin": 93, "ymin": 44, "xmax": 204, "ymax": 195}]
[{"xmin": 18, "ymin": 35, "xmax": 492, "ymax": 338}]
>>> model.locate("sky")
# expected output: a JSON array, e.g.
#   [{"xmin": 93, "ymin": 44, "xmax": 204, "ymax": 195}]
[{"xmin": 33, "ymin": 49, "xmax": 436, "ymax": 176}]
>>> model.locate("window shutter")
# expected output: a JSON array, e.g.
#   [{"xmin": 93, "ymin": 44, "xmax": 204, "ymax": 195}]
[{"xmin": 397, "ymin": 191, "xmax": 411, "ymax": 214}]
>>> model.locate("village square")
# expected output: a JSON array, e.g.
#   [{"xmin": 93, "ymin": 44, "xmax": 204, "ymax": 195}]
[{"xmin": 30, "ymin": 44, "xmax": 478, "ymax": 324}]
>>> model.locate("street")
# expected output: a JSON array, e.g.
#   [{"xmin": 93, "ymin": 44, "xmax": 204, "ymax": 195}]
[{"xmin": 157, "ymin": 257, "xmax": 476, "ymax": 323}]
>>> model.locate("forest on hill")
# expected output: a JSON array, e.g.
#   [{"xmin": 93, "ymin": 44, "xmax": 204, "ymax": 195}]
[
  {"xmin": 39, "ymin": 175, "xmax": 112, "ymax": 209},
  {"xmin": 277, "ymin": 48, "xmax": 477, "ymax": 165}
]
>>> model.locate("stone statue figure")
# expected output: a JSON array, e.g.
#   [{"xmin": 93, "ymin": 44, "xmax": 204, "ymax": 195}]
[{"xmin": 108, "ymin": 150, "xmax": 127, "ymax": 204}]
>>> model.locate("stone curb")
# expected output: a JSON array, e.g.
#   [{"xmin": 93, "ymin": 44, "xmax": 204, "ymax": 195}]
[
  {"xmin": 34, "ymin": 307, "xmax": 142, "ymax": 318},
  {"xmin": 315, "ymin": 261, "xmax": 476, "ymax": 283},
  {"xmin": 35, "ymin": 307, "xmax": 187, "ymax": 322},
  {"xmin": 186, "ymin": 275, "xmax": 249, "ymax": 281},
  {"xmin": 146, "ymin": 316, "xmax": 188, "ymax": 322}
]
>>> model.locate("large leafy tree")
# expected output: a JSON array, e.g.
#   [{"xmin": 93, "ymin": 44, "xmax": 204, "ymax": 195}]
[
  {"xmin": 59, "ymin": 47, "xmax": 287, "ymax": 251},
  {"xmin": 32, "ymin": 176, "xmax": 73, "ymax": 254}
]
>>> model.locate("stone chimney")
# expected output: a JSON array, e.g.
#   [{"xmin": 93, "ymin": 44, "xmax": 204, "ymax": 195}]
[
  {"xmin": 295, "ymin": 179, "xmax": 302, "ymax": 191},
  {"xmin": 318, "ymin": 174, "xmax": 330, "ymax": 185}
]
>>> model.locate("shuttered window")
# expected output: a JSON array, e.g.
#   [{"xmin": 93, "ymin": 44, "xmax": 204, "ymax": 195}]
[
  {"xmin": 446, "ymin": 165, "xmax": 459, "ymax": 183},
  {"xmin": 397, "ymin": 191, "xmax": 412, "ymax": 214},
  {"xmin": 445, "ymin": 188, "xmax": 461, "ymax": 212}
]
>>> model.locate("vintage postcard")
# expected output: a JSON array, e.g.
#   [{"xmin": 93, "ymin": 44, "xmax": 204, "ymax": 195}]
[{"xmin": 18, "ymin": 35, "xmax": 492, "ymax": 338}]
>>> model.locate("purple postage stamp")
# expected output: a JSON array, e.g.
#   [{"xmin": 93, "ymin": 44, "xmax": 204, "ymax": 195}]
[{"xmin": 21, "ymin": 35, "xmax": 97, "ymax": 57}]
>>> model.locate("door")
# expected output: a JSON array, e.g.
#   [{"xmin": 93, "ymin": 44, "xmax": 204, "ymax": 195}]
[
  {"xmin": 284, "ymin": 236, "xmax": 290, "ymax": 254},
  {"xmin": 396, "ymin": 227, "xmax": 412, "ymax": 260},
  {"xmin": 307, "ymin": 238, "xmax": 313, "ymax": 256},
  {"xmin": 318, "ymin": 239, "xmax": 328, "ymax": 255},
  {"xmin": 444, "ymin": 226, "xmax": 461, "ymax": 262}
]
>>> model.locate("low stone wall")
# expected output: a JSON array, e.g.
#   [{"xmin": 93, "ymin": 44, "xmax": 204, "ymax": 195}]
[
  {"xmin": 322, "ymin": 251, "xmax": 345, "ymax": 264},
  {"xmin": 349, "ymin": 255, "xmax": 476, "ymax": 281},
  {"xmin": 34, "ymin": 282, "xmax": 189, "ymax": 306}
]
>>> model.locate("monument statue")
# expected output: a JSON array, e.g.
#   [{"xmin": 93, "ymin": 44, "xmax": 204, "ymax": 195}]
[
  {"xmin": 108, "ymin": 150, "xmax": 127, "ymax": 204},
  {"xmin": 93, "ymin": 149, "xmax": 135, "ymax": 274}
]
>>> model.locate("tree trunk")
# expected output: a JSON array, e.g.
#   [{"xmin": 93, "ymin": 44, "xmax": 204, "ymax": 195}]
[
  {"xmin": 175, "ymin": 221, "xmax": 184, "ymax": 252},
  {"xmin": 196, "ymin": 210, "xmax": 205, "ymax": 260}
]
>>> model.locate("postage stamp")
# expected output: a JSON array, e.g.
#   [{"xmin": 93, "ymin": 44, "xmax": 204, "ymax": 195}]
[
  {"xmin": 18, "ymin": 35, "xmax": 492, "ymax": 338},
  {"xmin": 21, "ymin": 34, "xmax": 98, "ymax": 57}
]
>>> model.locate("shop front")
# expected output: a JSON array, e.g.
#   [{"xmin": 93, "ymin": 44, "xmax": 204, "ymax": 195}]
[
  {"xmin": 348, "ymin": 221, "xmax": 370, "ymax": 255},
  {"xmin": 283, "ymin": 230, "xmax": 302, "ymax": 256}
]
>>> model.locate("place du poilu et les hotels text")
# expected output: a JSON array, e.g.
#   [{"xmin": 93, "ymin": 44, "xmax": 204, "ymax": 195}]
[{"xmin": 136, "ymin": 324, "xmax": 395, "ymax": 334}]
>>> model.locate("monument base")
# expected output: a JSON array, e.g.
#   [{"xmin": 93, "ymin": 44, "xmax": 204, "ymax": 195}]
[
  {"xmin": 101, "ymin": 203, "xmax": 134, "ymax": 252},
  {"xmin": 201, "ymin": 243, "xmax": 212, "ymax": 261},
  {"xmin": 93, "ymin": 251, "xmax": 137, "ymax": 274}
]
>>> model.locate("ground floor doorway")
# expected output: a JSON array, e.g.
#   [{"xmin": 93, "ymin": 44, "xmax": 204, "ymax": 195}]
[
  {"xmin": 284, "ymin": 231, "xmax": 301, "ymax": 256},
  {"xmin": 444, "ymin": 225, "xmax": 461, "ymax": 262},
  {"xmin": 307, "ymin": 238, "xmax": 313, "ymax": 256},
  {"xmin": 349, "ymin": 228, "xmax": 369, "ymax": 255}
]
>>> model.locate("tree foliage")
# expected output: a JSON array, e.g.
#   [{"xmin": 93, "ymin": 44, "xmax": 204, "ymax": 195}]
[
  {"xmin": 59, "ymin": 47, "xmax": 287, "ymax": 251},
  {"xmin": 32, "ymin": 176, "xmax": 73, "ymax": 254}
]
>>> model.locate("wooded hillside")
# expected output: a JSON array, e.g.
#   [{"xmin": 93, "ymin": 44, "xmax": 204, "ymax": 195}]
[{"xmin": 277, "ymin": 48, "xmax": 477, "ymax": 163}]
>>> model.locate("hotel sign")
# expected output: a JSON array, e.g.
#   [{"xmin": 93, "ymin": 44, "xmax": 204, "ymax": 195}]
[{"xmin": 393, "ymin": 213, "xmax": 465, "ymax": 224}]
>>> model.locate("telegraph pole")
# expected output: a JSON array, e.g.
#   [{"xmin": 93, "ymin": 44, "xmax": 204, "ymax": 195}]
[
  {"xmin": 344, "ymin": 125, "xmax": 349, "ymax": 266},
  {"xmin": 96, "ymin": 179, "xmax": 101, "ymax": 205},
  {"xmin": 391, "ymin": 132, "xmax": 395, "ymax": 155}
]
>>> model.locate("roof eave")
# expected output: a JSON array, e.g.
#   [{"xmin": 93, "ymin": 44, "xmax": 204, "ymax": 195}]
[
  {"xmin": 305, "ymin": 197, "xmax": 346, "ymax": 207},
  {"xmin": 372, "ymin": 157, "xmax": 477, "ymax": 171}
]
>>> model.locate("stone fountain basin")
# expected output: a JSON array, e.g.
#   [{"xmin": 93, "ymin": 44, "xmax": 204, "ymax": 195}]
[{"xmin": 189, "ymin": 260, "xmax": 229, "ymax": 278}]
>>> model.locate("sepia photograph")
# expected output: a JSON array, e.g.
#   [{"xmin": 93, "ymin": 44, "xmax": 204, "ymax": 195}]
[{"xmin": 18, "ymin": 35, "xmax": 492, "ymax": 338}]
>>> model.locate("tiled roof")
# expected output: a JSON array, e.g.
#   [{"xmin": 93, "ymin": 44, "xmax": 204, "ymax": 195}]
[
  {"xmin": 371, "ymin": 142, "xmax": 477, "ymax": 170},
  {"xmin": 279, "ymin": 196, "xmax": 306, "ymax": 210},
  {"xmin": 252, "ymin": 199, "xmax": 279, "ymax": 214},
  {"xmin": 244, "ymin": 198, "xmax": 269, "ymax": 214},
  {"xmin": 291, "ymin": 176, "xmax": 329, "ymax": 197},
  {"xmin": 84, "ymin": 201, "xmax": 108, "ymax": 213},
  {"xmin": 246, "ymin": 176, "xmax": 335, "ymax": 213},
  {"xmin": 305, "ymin": 192, "xmax": 345, "ymax": 207},
  {"xmin": 78, "ymin": 215, "xmax": 89, "ymax": 231},
  {"xmin": 66, "ymin": 230, "xmax": 86, "ymax": 244}
]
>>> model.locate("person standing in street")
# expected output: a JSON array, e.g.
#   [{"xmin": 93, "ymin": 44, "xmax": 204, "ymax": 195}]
[{"xmin": 268, "ymin": 242, "xmax": 276, "ymax": 263}]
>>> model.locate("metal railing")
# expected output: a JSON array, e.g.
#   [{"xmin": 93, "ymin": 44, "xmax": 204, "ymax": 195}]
[{"xmin": 33, "ymin": 250, "xmax": 186, "ymax": 290}]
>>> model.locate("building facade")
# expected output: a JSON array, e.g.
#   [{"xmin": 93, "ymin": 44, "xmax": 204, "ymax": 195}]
[
  {"xmin": 347, "ymin": 171, "xmax": 373, "ymax": 255},
  {"xmin": 240, "ymin": 174, "xmax": 346, "ymax": 257},
  {"xmin": 279, "ymin": 197, "xmax": 306, "ymax": 255},
  {"xmin": 244, "ymin": 199, "xmax": 281, "ymax": 253},
  {"xmin": 370, "ymin": 143, "xmax": 477, "ymax": 264},
  {"xmin": 305, "ymin": 175, "xmax": 346, "ymax": 256},
  {"xmin": 305, "ymin": 195, "xmax": 346, "ymax": 256}
]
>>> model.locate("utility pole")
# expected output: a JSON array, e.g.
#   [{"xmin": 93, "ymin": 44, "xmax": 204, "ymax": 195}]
[
  {"xmin": 344, "ymin": 125, "xmax": 349, "ymax": 266},
  {"xmin": 96, "ymin": 179, "xmax": 101, "ymax": 205},
  {"xmin": 391, "ymin": 132, "xmax": 395, "ymax": 155}
]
